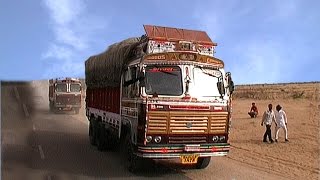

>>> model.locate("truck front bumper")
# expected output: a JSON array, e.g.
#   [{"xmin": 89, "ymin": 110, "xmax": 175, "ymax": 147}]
[{"xmin": 135, "ymin": 143, "xmax": 230, "ymax": 159}]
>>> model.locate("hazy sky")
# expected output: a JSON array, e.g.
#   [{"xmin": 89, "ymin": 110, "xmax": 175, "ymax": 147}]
[{"xmin": 0, "ymin": 0, "xmax": 319, "ymax": 84}]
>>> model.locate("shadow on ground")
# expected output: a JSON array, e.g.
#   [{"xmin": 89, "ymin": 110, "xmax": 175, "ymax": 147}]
[{"xmin": 3, "ymin": 129, "xmax": 190, "ymax": 179}]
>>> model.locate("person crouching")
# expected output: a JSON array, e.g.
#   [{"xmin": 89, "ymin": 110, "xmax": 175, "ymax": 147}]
[{"xmin": 248, "ymin": 102, "xmax": 259, "ymax": 118}]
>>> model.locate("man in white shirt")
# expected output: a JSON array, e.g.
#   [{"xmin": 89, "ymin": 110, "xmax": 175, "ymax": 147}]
[
  {"xmin": 274, "ymin": 104, "xmax": 289, "ymax": 142},
  {"xmin": 261, "ymin": 104, "xmax": 276, "ymax": 143}
]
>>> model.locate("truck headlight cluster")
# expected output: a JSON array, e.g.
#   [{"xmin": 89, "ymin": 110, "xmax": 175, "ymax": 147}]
[
  {"xmin": 212, "ymin": 135, "xmax": 226, "ymax": 143},
  {"xmin": 146, "ymin": 136, "xmax": 162, "ymax": 143}
]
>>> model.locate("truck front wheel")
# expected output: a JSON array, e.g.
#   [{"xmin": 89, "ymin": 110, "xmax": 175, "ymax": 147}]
[
  {"xmin": 124, "ymin": 133, "xmax": 143, "ymax": 172},
  {"xmin": 196, "ymin": 157, "xmax": 211, "ymax": 169}
]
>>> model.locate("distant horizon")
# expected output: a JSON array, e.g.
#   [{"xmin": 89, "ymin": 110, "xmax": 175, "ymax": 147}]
[{"xmin": 1, "ymin": 79, "xmax": 320, "ymax": 86}]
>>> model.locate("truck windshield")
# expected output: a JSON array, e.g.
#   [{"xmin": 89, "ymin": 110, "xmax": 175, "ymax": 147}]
[
  {"xmin": 70, "ymin": 84, "xmax": 81, "ymax": 92},
  {"xmin": 56, "ymin": 84, "xmax": 67, "ymax": 92},
  {"xmin": 145, "ymin": 66, "xmax": 183, "ymax": 96},
  {"xmin": 191, "ymin": 67, "xmax": 222, "ymax": 97}
]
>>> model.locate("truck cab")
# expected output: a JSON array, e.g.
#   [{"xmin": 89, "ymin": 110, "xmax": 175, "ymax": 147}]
[
  {"xmin": 85, "ymin": 25, "xmax": 234, "ymax": 172},
  {"xmin": 49, "ymin": 77, "xmax": 82, "ymax": 114}
]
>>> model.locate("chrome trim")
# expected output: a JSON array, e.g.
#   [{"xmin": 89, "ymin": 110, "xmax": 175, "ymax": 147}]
[{"xmin": 136, "ymin": 152, "xmax": 228, "ymax": 158}]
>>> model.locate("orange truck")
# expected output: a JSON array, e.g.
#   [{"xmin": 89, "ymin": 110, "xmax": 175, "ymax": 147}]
[
  {"xmin": 85, "ymin": 25, "xmax": 234, "ymax": 172},
  {"xmin": 49, "ymin": 77, "xmax": 82, "ymax": 114}
]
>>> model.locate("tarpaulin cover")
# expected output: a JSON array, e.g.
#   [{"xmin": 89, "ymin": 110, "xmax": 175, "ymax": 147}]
[{"xmin": 85, "ymin": 37, "xmax": 143, "ymax": 88}]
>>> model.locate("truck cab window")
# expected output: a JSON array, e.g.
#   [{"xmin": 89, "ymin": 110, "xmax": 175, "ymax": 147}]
[
  {"xmin": 122, "ymin": 70, "xmax": 129, "ymax": 98},
  {"xmin": 123, "ymin": 66, "xmax": 138, "ymax": 98},
  {"xmin": 70, "ymin": 84, "xmax": 81, "ymax": 92},
  {"xmin": 145, "ymin": 66, "xmax": 183, "ymax": 96},
  {"xmin": 56, "ymin": 84, "xmax": 67, "ymax": 92},
  {"xmin": 191, "ymin": 67, "xmax": 222, "ymax": 97},
  {"xmin": 129, "ymin": 67, "xmax": 138, "ymax": 98}
]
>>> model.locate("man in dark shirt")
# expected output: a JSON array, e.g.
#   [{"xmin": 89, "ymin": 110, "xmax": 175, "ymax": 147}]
[{"xmin": 248, "ymin": 102, "xmax": 258, "ymax": 118}]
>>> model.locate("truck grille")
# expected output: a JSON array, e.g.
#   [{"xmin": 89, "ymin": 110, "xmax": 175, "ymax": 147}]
[
  {"xmin": 147, "ymin": 111, "xmax": 229, "ymax": 134},
  {"xmin": 147, "ymin": 112, "xmax": 168, "ymax": 134},
  {"xmin": 169, "ymin": 112, "xmax": 209, "ymax": 133},
  {"xmin": 210, "ymin": 112, "xmax": 228, "ymax": 134},
  {"xmin": 56, "ymin": 94, "xmax": 81, "ymax": 105}
]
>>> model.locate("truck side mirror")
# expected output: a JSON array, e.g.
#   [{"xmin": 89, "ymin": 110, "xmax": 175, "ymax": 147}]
[
  {"xmin": 226, "ymin": 72, "xmax": 234, "ymax": 95},
  {"xmin": 138, "ymin": 71, "xmax": 145, "ymax": 87},
  {"xmin": 217, "ymin": 81, "xmax": 225, "ymax": 96},
  {"xmin": 229, "ymin": 80, "xmax": 234, "ymax": 94}
]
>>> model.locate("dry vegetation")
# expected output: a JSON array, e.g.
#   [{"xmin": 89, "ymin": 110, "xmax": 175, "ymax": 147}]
[
  {"xmin": 229, "ymin": 82, "xmax": 320, "ymax": 179},
  {"xmin": 233, "ymin": 82, "xmax": 320, "ymax": 100}
]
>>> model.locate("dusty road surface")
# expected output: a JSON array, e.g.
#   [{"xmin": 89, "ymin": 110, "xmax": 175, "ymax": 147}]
[{"xmin": 1, "ymin": 81, "xmax": 319, "ymax": 180}]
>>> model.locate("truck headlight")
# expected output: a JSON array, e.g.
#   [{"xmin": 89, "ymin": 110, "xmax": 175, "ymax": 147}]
[
  {"xmin": 212, "ymin": 136, "xmax": 219, "ymax": 142},
  {"xmin": 154, "ymin": 136, "xmax": 162, "ymax": 143},
  {"xmin": 146, "ymin": 136, "xmax": 152, "ymax": 143},
  {"xmin": 219, "ymin": 136, "xmax": 226, "ymax": 142}
]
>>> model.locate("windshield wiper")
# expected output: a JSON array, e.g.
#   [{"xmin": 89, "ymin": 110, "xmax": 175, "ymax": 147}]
[{"xmin": 199, "ymin": 67, "xmax": 220, "ymax": 78}]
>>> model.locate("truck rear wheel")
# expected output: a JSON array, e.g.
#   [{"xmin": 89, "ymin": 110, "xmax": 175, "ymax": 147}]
[
  {"xmin": 196, "ymin": 157, "xmax": 211, "ymax": 169},
  {"xmin": 96, "ymin": 122, "xmax": 107, "ymax": 151},
  {"xmin": 89, "ymin": 120, "xmax": 96, "ymax": 146}
]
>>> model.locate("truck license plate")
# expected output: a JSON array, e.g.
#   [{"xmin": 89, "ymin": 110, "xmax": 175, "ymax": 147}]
[{"xmin": 180, "ymin": 154, "xmax": 199, "ymax": 164}]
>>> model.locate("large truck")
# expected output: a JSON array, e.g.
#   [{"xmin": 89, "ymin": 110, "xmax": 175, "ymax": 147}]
[
  {"xmin": 49, "ymin": 77, "xmax": 82, "ymax": 114},
  {"xmin": 85, "ymin": 25, "xmax": 234, "ymax": 171}
]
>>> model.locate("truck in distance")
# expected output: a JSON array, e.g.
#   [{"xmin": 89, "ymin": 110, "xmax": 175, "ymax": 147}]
[
  {"xmin": 49, "ymin": 77, "xmax": 82, "ymax": 114},
  {"xmin": 85, "ymin": 25, "xmax": 234, "ymax": 172}
]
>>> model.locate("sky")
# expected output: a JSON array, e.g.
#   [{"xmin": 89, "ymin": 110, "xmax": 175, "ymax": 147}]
[{"xmin": 0, "ymin": 0, "xmax": 319, "ymax": 84}]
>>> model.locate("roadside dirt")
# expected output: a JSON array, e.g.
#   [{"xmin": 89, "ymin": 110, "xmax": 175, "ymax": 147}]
[{"xmin": 227, "ymin": 83, "xmax": 320, "ymax": 180}]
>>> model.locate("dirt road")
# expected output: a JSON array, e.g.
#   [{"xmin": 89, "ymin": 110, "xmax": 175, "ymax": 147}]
[{"xmin": 1, "ymin": 81, "xmax": 318, "ymax": 180}]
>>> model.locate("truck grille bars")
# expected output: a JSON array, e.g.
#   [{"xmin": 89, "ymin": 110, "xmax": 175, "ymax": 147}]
[{"xmin": 147, "ymin": 111, "xmax": 228, "ymax": 134}]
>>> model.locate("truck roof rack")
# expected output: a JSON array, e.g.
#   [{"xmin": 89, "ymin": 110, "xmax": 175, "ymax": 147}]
[
  {"xmin": 49, "ymin": 77, "xmax": 81, "ymax": 83},
  {"xmin": 143, "ymin": 25, "xmax": 217, "ymax": 46}
]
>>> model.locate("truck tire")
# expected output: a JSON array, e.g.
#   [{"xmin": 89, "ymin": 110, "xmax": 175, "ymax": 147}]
[
  {"xmin": 96, "ymin": 122, "xmax": 107, "ymax": 151},
  {"xmin": 89, "ymin": 120, "xmax": 97, "ymax": 146},
  {"xmin": 124, "ymin": 133, "xmax": 143, "ymax": 172},
  {"xmin": 196, "ymin": 157, "xmax": 211, "ymax": 169}
]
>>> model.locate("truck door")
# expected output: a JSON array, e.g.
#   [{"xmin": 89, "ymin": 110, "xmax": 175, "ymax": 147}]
[{"xmin": 120, "ymin": 66, "xmax": 139, "ymax": 141}]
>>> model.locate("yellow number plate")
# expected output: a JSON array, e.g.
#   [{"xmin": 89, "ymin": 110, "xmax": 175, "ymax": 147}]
[{"xmin": 180, "ymin": 154, "xmax": 199, "ymax": 164}]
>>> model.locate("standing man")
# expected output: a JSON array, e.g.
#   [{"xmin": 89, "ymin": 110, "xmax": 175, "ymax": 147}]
[
  {"xmin": 261, "ymin": 104, "xmax": 277, "ymax": 143},
  {"xmin": 274, "ymin": 104, "xmax": 289, "ymax": 142}
]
